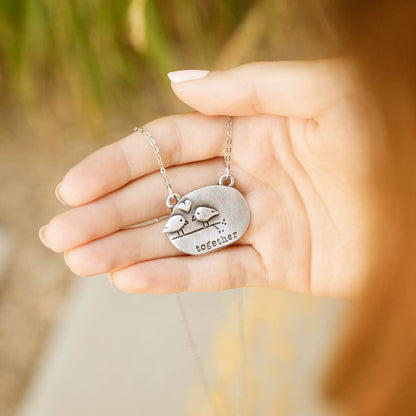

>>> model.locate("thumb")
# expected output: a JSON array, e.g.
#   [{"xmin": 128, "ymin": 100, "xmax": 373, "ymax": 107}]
[{"xmin": 168, "ymin": 59, "xmax": 354, "ymax": 119}]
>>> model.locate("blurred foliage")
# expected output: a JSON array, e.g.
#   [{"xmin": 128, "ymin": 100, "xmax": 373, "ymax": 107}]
[
  {"xmin": 0, "ymin": 0, "xmax": 257, "ymax": 124},
  {"xmin": 0, "ymin": 0, "xmax": 333, "ymax": 131}
]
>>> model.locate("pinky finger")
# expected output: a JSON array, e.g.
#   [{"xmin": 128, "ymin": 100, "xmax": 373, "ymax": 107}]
[{"xmin": 110, "ymin": 245, "xmax": 267, "ymax": 294}]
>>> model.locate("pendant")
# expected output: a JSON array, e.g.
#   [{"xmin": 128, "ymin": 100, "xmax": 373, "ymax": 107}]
[{"xmin": 162, "ymin": 183, "xmax": 250, "ymax": 255}]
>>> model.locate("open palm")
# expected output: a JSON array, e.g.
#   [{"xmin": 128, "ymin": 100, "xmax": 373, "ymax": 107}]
[{"xmin": 41, "ymin": 59, "xmax": 375, "ymax": 298}]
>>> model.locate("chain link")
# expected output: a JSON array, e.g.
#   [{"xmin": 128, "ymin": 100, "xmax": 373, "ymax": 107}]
[
  {"xmin": 134, "ymin": 115, "xmax": 234, "ymax": 209},
  {"xmin": 224, "ymin": 115, "xmax": 233, "ymax": 178},
  {"xmin": 133, "ymin": 126, "xmax": 176, "ymax": 203}
]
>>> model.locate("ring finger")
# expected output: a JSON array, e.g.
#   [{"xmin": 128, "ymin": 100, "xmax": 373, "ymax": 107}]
[
  {"xmin": 64, "ymin": 220, "xmax": 182, "ymax": 277},
  {"xmin": 45, "ymin": 157, "xmax": 235, "ymax": 252}
]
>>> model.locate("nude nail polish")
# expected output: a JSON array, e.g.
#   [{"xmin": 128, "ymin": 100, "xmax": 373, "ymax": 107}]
[
  {"xmin": 39, "ymin": 225, "xmax": 50, "ymax": 248},
  {"xmin": 167, "ymin": 70, "xmax": 210, "ymax": 83},
  {"xmin": 55, "ymin": 182, "xmax": 66, "ymax": 205},
  {"xmin": 108, "ymin": 272, "xmax": 116, "ymax": 285}
]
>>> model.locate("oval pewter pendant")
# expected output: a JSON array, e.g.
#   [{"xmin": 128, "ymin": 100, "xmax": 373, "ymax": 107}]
[{"xmin": 162, "ymin": 185, "xmax": 250, "ymax": 255}]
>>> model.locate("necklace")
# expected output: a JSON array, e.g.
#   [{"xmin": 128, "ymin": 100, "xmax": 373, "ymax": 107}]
[
  {"xmin": 134, "ymin": 116, "xmax": 250, "ymax": 255},
  {"xmin": 134, "ymin": 116, "xmax": 249, "ymax": 415}
]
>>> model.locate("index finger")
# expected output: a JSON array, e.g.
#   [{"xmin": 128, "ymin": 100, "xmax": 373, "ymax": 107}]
[
  {"xmin": 170, "ymin": 59, "xmax": 356, "ymax": 119},
  {"xmin": 58, "ymin": 113, "xmax": 228, "ymax": 206}
]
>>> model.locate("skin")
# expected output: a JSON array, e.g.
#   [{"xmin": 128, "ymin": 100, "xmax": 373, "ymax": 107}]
[{"xmin": 40, "ymin": 59, "xmax": 378, "ymax": 298}]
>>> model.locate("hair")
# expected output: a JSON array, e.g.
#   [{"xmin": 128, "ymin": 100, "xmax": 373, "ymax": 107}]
[{"xmin": 322, "ymin": 1, "xmax": 416, "ymax": 414}]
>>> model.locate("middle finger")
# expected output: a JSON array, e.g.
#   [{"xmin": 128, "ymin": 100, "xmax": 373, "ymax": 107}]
[{"xmin": 45, "ymin": 158, "xmax": 225, "ymax": 252}]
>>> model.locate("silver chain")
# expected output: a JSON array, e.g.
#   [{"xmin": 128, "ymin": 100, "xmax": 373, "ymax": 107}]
[
  {"xmin": 133, "ymin": 126, "xmax": 180, "ymax": 209},
  {"xmin": 135, "ymin": 116, "xmax": 234, "ymax": 208},
  {"xmin": 224, "ymin": 115, "xmax": 232, "ymax": 178}
]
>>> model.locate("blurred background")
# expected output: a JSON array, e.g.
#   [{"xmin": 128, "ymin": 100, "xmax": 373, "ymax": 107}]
[{"xmin": 0, "ymin": 1, "xmax": 346, "ymax": 415}]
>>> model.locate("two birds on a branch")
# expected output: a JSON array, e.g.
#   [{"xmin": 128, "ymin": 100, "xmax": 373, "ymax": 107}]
[{"xmin": 163, "ymin": 206, "xmax": 219, "ymax": 235}]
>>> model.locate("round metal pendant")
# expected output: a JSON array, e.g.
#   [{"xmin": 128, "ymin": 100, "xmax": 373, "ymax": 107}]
[{"xmin": 162, "ymin": 185, "xmax": 250, "ymax": 255}]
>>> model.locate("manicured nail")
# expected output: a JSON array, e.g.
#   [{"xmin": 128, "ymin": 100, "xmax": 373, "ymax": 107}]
[
  {"xmin": 167, "ymin": 70, "xmax": 210, "ymax": 83},
  {"xmin": 108, "ymin": 272, "xmax": 116, "ymax": 286},
  {"xmin": 55, "ymin": 182, "xmax": 67, "ymax": 205},
  {"xmin": 38, "ymin": 225, "xmax": 50, "ymax": 248}
]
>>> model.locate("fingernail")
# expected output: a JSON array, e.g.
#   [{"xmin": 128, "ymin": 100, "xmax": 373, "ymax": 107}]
[
  {"xmin": 167, "ymin": 70, "xmax": 210, "ymax": 83},
  {"xmin": 108, "ymin": 272, "xmax": 116, "ymax": 286},
  {"xmin": 55, "ymin": 182, "xmax": 67, "ymax": 205},
  {"xmin": 38, "ymin": 225, "xmax": 50, "ymax": 248}
]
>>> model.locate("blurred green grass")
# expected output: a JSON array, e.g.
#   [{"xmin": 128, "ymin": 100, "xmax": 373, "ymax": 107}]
[
  {"xmin": 0, "ymin": 0, "xmax": 334, "ymax": 134},
  {"xmin": 0, "ymin": 0, "xmax": 260, "ymax": 127}
]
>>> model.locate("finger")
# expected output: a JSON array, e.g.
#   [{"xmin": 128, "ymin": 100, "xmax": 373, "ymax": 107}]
[
  {"xmin": 170, "ymin": 59, "xmax": 355, "ymax": 118},
  {"xmin": 45, "ymin": 158, "xmax": 227, "ymax": 253},
  {"xmin": 110, "ymin": 245, "xmax": 267, "ymax": 294},
  {"xmin": 64, "ymin": 221, "xmax": 181, "ymax": 277},
  {"xmin": 58, "ymin": 112, "xmax": 229, "ymax": 206}
]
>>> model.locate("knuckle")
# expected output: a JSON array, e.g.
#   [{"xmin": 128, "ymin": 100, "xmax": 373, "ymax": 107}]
[
  {"xmin": 169, "ymin": 118, "xmax": 184, "ymax": 165},
  {"xmin": 65, "ymin": 247, "xmax": 105, "ymax": 277},
  {"xmin": 250, "ymin": 78, "xmax": 264, "ymax": 114},
  {"xmin": 64, "ymin": 249, "xmax": 89, "ymax": 277}
]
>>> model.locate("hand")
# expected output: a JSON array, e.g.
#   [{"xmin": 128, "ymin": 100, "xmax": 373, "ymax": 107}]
[{"xmin": 40, "ymin": 59, "xmax": 376, "ymax": 298}]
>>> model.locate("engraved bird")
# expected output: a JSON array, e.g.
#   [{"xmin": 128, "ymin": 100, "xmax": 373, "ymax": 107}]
[
  {"xmin": 195, "ymin": 207, "xmax": 219, "ymax": 227},
  {"xmin": 162, "ymin": 215, "xmax": 189, "ymax": 236}
]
